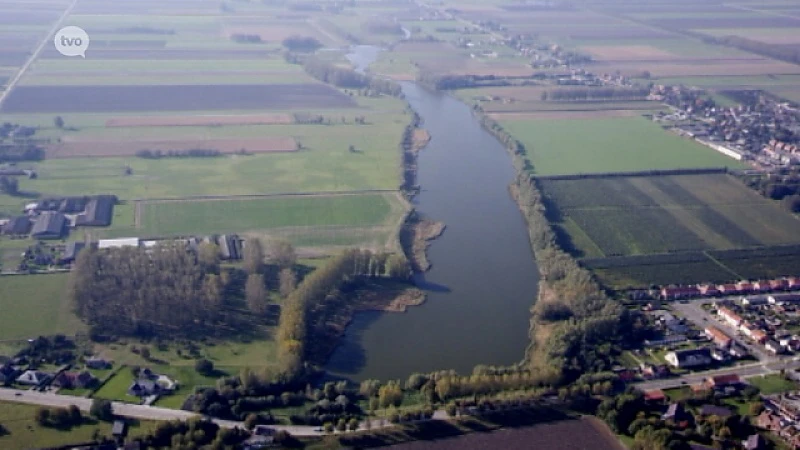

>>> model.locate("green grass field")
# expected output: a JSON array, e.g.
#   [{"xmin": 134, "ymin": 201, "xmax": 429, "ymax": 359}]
[
  {"xmin": 749, "ymin": 374, "xmax": 798, "ymax": 395},
  {"xmin": 92, "ymin": 370, "xmax": 141, "ymax": 403},
  {"xmin": 500, "ymin": 116, "xmax": 749, "ymax": 175},
  {"xmin": 0, "ymin": 274, "xmax": 85, "ymax": 340},
  {"xmin": 542, "ymin": 173, "xmax": 800, "ymax": 288},
  {"xmin": 139, "ymin": 193, "xmax": 395, "ymax": 237},
  {"xmin": 0, "ymin": 401, "xmax": 156, "ymax": 450}
]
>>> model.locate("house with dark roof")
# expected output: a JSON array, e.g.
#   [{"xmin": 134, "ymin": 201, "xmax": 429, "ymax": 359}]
[
  {"xmin": 699, "ymin": 404, "xmax": 732, "ymax": 418},
  {"xmin": 75, "ymin": 195, "xmax": 116, "ymax": 227},
  {"xmin": 85, "ymin": 356, "xmax": 111, "ymax": 370},
  {"xmin": 16, "ymin": 370, "xmax": 51, "ymax": 386},
  {"xmin": 1, "ymin": 216, "xmax": 32, "ymax": 236},
  {"xmin": 53, "ymin": 371, "xmax": 97, "ymax": 389},
  {"xmin": 128, "ymin": 379, "xmax": 161, "ymax": 397},
  {"xmin": 744, "ymin": 434, "xmax": 766, "ymax": 450},
  {"xmin": 705, "ymin": 374, "xmax": 742, "ymax": 389},
  {"xmin": 665, "ymin": 348, "xmax": 712, "ymax": 368},
  {"xmin": 61, "ymin": 242, "xmax": 86, "ymax": 264},
  {"xmin": 30, "ymin": 212, "xmax": 66, "ymax": 239},
  {"xmin": 662, "ymin": 403, "xmax": 691, "ymax": 422}
]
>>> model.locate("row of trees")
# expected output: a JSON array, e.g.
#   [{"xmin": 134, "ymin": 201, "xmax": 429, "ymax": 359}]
[
  {"xmin": 0, "ymin": 176, "xmax": 20, "ymax": 196},
  {"xmin": 476, "ymin": 111, "xmax": 633, "ymax": 383},
  {"xmin": 740, "ymin": 171, "xmax": 800, "ymax": 212},
  {"xmin": 70, "ymin": 245, "xmax": 226, "ymax": 338},
  {"xmin": 282, "ymin": 35, "xmax": 323, "ymax": 52},
  {"xmin": 135, "ymin": 149, "xmax": 222, "ymax": 159},
  {"xmin": 301, "ymin": 58, "xmax": 402, "ymax": 96},
  {"xmin": 276, "ymin": 249, "xmax": 412, "ymax": 375},
  {"xmin": 35, "ymin": 405, "xmax": 83, "ymax": 429},
  {"xmin": 542, "ymin": 87, "xmax": 650, "ymax": 102}
]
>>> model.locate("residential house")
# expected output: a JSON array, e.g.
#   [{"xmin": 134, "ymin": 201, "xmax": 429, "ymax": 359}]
[
  {"xmin": 705, "ymin": 326, "xmax": 732, "ymax": 348},
  {"xmin": 698, "ymin": 284, "xmax": 720, "ymax": 296},
  {"xmin": 705, "ymin": 374, "xmax": 742, "ymax": 390},
  {"xmin": 53, "ymin": 371, "xmax": 97, "ymax": 389},
  {"xmin": 729, "ymin": 343, "xmax": 749, "ymax": 358},
  {"xmin": 770, "ymin": 294, "xmax": 800, "ymax": 305},
  {"xmin": 743, "ymin": 326, "xmax": 769, "ymax": 344},
  {"xmin": 644, "ymin": 389, "xmax": 666, "ymax": 404},
  {"xmin": 718, "ymin": 306, "xmax": 743, "ymax": 327},
  {"xmin": 641, "ymin": 364, "xmax": 671, "ymax": 379},
  {"xmin": 86, "ymin": 356, "xmax": 111, "ymax": 370},
  {"xmin": 128, "ymin": 379, "xmax": 161, "ymax": 397},
  {"xmin": 665, "ymin": 348, "xmax": 712, "ymax": 368},
  {"xmin": 737, "ymin": 281, "xmax": 755, "ymax": 293},
  {"xmin": 770, "ymin": 279, "xmax": 790, "ymax": 291},
  {"xmin": 661, "ymin": 286, "xmax": 700, "ymax": 300},
  {"xmin": 766, "ymin": 340, "xmax": 785, "ymax": 354},
  {"xmin": 662, "ymin": 403, "xmax": 692, "ymax": 423},
  {"xmin": 743, "ymin": 434, "xmax": 767, "ymax": 450},
  {"xmin": 718, "ymin": 284, "xmax": 740, "ymax": 295},
  {"xmin": 16, "ymin": 370, "xmax": 51, "ymax": 386},
  {"xmin": 742, "ymin": 295, "xmax": 770, "ymax": 307},
  {"xmin": 30, "ymin": 212, "xmax": 66, "ymax": 240},
  {"xmin": 757, "ymin": 411, "xmax": 783, "ymax": 432},
  {"xmin": 699, "ymin": 404, "xmax": 733, "ymax": 418}
]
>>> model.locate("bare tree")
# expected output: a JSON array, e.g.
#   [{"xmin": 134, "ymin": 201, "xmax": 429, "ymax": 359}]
[
  {"xmin": 243, "ymin": 238, "xmax": 264, "ymax": 274},
  {"xmin": 267, "ymin": 239, "xmax": 297, "ymax": 268},
  {"xmin": 245, "ymin": 274, "xmax": 268, "ymax": 314},
  {"xmin": 279, "ymin": 267, "xmax": 298, "ymax": 298}
]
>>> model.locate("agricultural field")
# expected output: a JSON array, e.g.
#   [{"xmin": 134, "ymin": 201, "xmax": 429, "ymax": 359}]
[
  {"xmin": 0, "ymin": 274, "xmax": 84, "ymax": 340},
  {"xmin": 499, "ymin": 116, "xmax": 748, "ymax": 176},
  {"xmin": 541, "ymin": 173, "xmax": 800, "ymax": 289},
  {"xmin": 0, "ymin": 401, "xmax": 157, "ymax": 450}
]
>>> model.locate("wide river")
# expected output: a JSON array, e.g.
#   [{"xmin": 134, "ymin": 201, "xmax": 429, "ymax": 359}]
[{"xmin": 328, "ymin": 49, "xmax": 539, "ymax": 381}]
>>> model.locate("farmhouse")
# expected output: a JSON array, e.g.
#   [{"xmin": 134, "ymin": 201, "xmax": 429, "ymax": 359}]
[
  {"xmin": 1, "ymin": 216, "xmax": 32, "ymax": 236},
  {"xmin": 53, "ymin": 370, "xmax": 97, "ymax": 389},
  {"xmin": 665, "ymin": 348, "xmax": 712, "ymax": 368},
  {"xmin": 705, "ymin": 326, "xmax": 732, "ymax": 348},
  {"xmin": 16, "ymin": 370, "xmax": 51, "ymax": 385},
  {"xmin": 30, "ymin": 212, "xmax": 66, "ymax": 239},
  {"xmin": 75, "ymin": 195, "xmax": 116, "ymax": 227}
]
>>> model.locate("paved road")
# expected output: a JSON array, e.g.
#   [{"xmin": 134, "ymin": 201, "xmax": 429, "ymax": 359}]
[
  {"xmin": 0, "ymin": 387, "xmax": 452, "ymax": 436},
  {"xmin": 671, "ymin": 300, "xmax": 773, "ymax": 362}
]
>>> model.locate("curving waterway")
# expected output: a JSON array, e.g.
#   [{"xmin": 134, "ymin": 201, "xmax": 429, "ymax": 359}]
[{"xmin": 327, "ymin": 47, "xmax": 539, "ymax": 381}]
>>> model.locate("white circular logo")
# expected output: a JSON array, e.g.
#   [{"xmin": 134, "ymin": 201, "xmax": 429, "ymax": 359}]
[{"xmin": 54, "ymin": 26, "xmax": 90, "ymax": 58}]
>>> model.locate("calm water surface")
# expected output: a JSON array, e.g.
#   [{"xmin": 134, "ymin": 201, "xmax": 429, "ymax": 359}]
[{"xmin": 326, "ymin": 48, "xmax": 539, "ymax": 381}]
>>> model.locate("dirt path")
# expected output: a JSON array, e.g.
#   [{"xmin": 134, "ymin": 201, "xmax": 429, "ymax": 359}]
[{"xmin": 133, "ymin": 200, "xmax": 142, "ymax": 228}]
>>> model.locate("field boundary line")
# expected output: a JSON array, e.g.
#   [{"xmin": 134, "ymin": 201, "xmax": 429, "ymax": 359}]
[
  {"xmin": 134, "ymin": 189, "xmax": 399, "ymax": 203},
  {"xmin": 0, "ymin": 0, "xmax": 78, "ymax": 110},
  {"xmin": 702, "ymin": 250, "xmax": 743, "ymax": 280}
]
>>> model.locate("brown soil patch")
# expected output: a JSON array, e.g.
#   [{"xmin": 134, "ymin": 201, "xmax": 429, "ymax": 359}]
[
  {"xmin": 582, "ymin": 44, "xmax": 677, "ymax": 61},
  {"xmin": 489, "ymin": 110, "xmax": 642, "ymax": 120},
  {"xmin": 391, "ymin": 416, "xmax": 626, "ymax": 450},
  {"xmin": 47, "ymin": 137, "xmax": 298, "ymax": 158},
  {"xmin": 106, "ymin": 114, "xmax": 294, "ymax": 127},
  {"xmin": 411, "ymin": 128, "xmax": 431, "ymax": 153}
]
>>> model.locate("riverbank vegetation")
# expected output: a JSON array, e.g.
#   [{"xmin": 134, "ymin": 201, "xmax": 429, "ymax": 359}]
[{"xmin": 475, "ymin": 112, "xmax": 646, "ymax": 383}]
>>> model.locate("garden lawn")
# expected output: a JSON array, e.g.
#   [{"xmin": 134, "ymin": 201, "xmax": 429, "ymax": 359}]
[
  {"xmin": 0, "ymin": 274, "xmax": 85, "ymax": 340},
  {"xmin": 0, "ymin": 401, "xmax": 157, "ymax": 450},
  {"xmin": 748, "ymin": 374, "xmax": 798, "ymax": 395},
  {"xmin": 92, "ymin": 370, "xmax": 141, "ymax": 403},
  {"xmin": 499, "ymin": 116, "xmax": 749, "ymax": 175}
]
